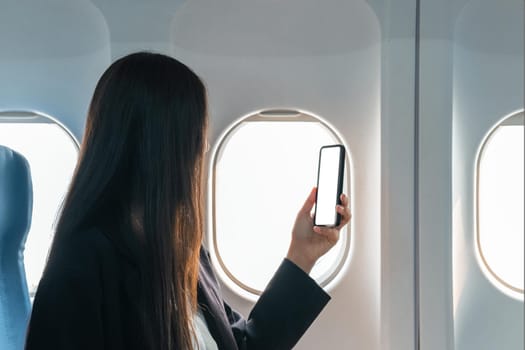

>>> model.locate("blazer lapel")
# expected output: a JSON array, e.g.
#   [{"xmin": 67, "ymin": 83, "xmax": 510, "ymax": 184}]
[{"xmin": 197, "ymin": 252, "xmax": 239, "ymax": 350}]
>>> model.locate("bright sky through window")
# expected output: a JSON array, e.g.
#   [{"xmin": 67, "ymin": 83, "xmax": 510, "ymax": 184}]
[
  {"xmin": 214, "ymin": 120, "xmax": 349, "ymax": 294},
  {"xmin": 0, "ymin": 122, "xmax": 78, "ymax": 299},
  {"xmin": 478, "ymin": 123, "xmax": 524, "ymax": 292}
]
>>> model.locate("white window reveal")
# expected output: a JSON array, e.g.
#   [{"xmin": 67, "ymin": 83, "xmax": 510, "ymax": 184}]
[
  {"xmin": 477, "ymin": 111, "xmax": 524, "ymax": 294},
  {"xmin": 212, "ymin": 109, "xmax": 351, "ymax": 297},
  {"xmin": 0, "ymin": 111, "xmax": 79, "ymax": 299}
]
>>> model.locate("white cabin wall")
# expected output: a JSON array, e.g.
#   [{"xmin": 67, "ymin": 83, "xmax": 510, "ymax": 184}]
[
  {"xmin": 418, "ymin": 0, "xmax": 455, "ymax": 349},
  {"xmin": 90, "ymin": 0, "xmax": 184, "ymax": 59},
  {"xmin": 413, "ymin": 1, "xmax": 524, "ymax": 349},
  {"xmin": 0, "ymin": 0, "xmax": 111, "ymax": 140},
  {"xmin": 379, "ymin": 0, "xmax": 418, "ymax": 349},
  {"xmin": 452, "ymin": 0, "xmax": 524, "ymax": 349}
]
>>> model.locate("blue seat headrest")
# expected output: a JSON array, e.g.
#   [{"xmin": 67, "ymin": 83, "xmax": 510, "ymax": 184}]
[{"xmin": 0, "ymin": 145, "xmax": 32, "ymax": 350}]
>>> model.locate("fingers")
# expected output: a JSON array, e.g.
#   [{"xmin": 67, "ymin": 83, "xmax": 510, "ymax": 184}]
[
  {"xmin": 336, "ymin": 208, "xmax": 351, "ymax": 225},
  {"xmin": 313, "ymin": 226, "xmax": 340, "ymax": 243},
  {"xmin": 340, "ymin": 193, "xmax": 349, "ymax": 207},
  {"xmin": 300, "ymin": 187, "xmax": 317, "ymax": 215},
  {"xmin": 336, "ymin": 193, "xmax": 351, "ymax": 229}
]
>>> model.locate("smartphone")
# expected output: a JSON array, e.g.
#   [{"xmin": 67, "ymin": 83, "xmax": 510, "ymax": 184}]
[{"xmin": 313, "ymin": 145, "xmax": 346, "ymax": 227}]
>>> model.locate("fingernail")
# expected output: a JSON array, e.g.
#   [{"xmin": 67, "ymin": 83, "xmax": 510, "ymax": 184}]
[{"xmin": 313, "ymin": 226, "xmax": 321, "ymax": 233}]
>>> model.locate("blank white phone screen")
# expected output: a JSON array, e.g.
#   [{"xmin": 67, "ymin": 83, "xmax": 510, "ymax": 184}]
[{"xmin": 315, "ymin": 146, "xmax": 342, "ymax": 226}]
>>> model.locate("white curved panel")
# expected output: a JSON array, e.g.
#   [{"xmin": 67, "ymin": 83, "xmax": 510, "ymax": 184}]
[
  {"xmin": 478, "ymin": 121, "xmax": 524, "ymax": 292},
  {"xmin": 0, "ymin": 0, "xmax": 111, "ymax": 140},
  {"xmin": 171, "ymin": 0, "xmax": 379, "ymax": 56},
  {"xmin": 89, "ymin": 0, "xmax": 185, "ymax": 59},
  {"xmin": 214, "ymin": 119, "xmax": 349, "ymax": 296},
  {"xmin": 453, "ymin": 0, "xmax": 524, "ymax": 349},
  {"xmin": 170, "ymin": 1, "xmax": 381, "ymax": 348}
]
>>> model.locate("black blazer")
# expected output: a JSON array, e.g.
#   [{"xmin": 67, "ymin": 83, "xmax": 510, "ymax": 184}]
[{"xmin": 25, "ymin": 228, "xmax": 330, "ymax": 349}]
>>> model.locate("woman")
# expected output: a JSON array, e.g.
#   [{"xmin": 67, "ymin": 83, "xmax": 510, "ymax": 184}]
[{"xmin": 25, "ymin": 52, "xmax": 351, "ymax": 350}]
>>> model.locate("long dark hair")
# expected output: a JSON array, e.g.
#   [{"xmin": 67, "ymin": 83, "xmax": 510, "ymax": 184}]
[{"xmin": 48, "ymin": 52, "xmax": 207, "ymax": 349}]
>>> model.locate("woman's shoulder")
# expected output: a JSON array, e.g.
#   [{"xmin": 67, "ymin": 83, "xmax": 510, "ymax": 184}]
[
  {"xmin": 66, "ymin": 226, "xmax": 114, "ymax": 251},
  {"xmin": 44, "ymin": 227, "xmax": 117, "ymax": 278},
  {"xmin": 27, "ymin": 228, "xmax": 117, "ymax": 348},
  {"xmin": 61, "ymin": 226, "xmax": 114, "ymax": 255}
]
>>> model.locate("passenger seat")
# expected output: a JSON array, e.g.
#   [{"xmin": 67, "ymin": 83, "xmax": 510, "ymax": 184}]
[{"xmin": 0, "ymin": 145, "xmax": 33, "ymax": 350}]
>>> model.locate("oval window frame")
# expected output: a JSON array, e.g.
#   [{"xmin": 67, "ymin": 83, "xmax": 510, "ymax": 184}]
[
  {"xmin": 0, "ymin": 109, "xmax": 80, "ymax": 299},
  {"xmin": 475, "ymin": 110, "xmax": 524, "ymax": 297},
  {"xmin": 208, "ymin": 108, "xmax": 352, "ymax": 299}
]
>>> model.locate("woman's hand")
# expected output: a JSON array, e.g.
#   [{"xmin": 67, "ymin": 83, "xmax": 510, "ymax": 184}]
[{"xmin": 286, "ymin": 187, "xmax": 351, "ymax": 274}]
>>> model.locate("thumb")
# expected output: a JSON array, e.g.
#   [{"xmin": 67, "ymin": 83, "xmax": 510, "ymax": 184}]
[{"xmin": 299, "ymin": 187, "xmax": 317, "ymax": 215}]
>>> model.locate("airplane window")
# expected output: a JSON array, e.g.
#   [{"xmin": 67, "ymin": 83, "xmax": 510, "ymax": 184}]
[
  {"xmin": 477, "ymin": 111, "xmax": 524, "ymax": 294},
  {"xmin": 0, "ymin": 112, "xmax": 78, "ymax": 300},
  {"xmin": 212, "ymin": 110, "xmax": 350, "ymax": 296}
]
